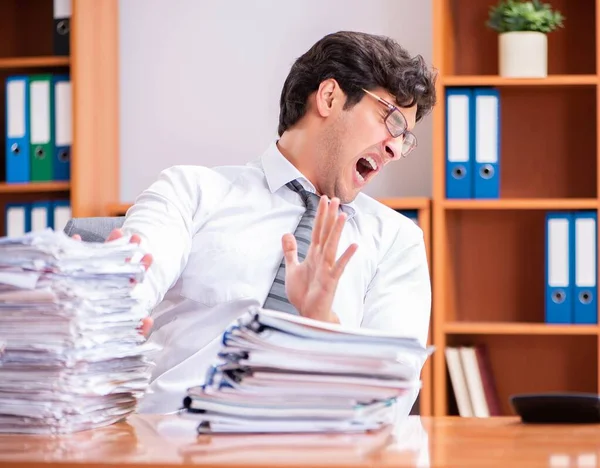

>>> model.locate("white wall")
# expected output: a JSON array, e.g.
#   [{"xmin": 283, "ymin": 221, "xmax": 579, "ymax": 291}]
[{"xmin": 118, "ymin": 0, "xmax": 433, "ymax": 203}]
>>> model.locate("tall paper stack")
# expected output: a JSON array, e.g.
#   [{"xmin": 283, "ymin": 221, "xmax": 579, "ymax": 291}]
[
  {"xmin": 0, "ymin": 229, "xmax": 157, "ymax": 434},
  {"xmin": 181, "ymin": 307, "xmax": 433, "ymax": 434}
]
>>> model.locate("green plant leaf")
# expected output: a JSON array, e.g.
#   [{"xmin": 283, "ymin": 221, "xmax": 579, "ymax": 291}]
[{"xmin": 486, "ymin": 0, "xmax": 565, "ymax": 33}]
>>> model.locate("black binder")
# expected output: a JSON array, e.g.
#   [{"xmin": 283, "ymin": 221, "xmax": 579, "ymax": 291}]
[{"xmin": 53, "ymin": 0, "xmax": 71, "ymax": 56}]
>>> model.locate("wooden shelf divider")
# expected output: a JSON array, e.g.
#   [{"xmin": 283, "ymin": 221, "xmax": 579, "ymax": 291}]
[
  {"xmin": 0, "ymin": 182, "xmax": 70, "ymax": 194},
  {"xmin": 441, "ymin": 198, "xmax": 599, "ymax": 210},
  {"xmin": 445, "ymin": 322, "xmax": 600, "ymax": 336},
  {"xmin": 106, "ymin": 203, "xmax": 132, "ymax": 217},
  {"xmin": 0, "ymin": 56, "xmax": 70, "ymax": 69},
  {"xmin": 442, "ymin": 74, "xmax": 598, "ymax": 86}
]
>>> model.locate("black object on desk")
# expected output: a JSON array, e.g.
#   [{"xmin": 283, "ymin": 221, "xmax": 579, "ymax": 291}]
[{"xmin": 510, "ymin": 392, "xmax": 600, "ymax": 424}]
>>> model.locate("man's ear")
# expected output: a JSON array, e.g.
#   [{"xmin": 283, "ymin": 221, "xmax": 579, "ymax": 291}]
[{"xmin": 315, "ymin": 78, "xmax": 341, "ymax": 118}]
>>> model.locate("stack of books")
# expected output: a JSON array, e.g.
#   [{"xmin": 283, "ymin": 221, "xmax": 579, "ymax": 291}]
[
  {"xmin": 181, "ymin": 307, "xmax": 434, "ymax": 434},
  {"xmin": 445, "ymin": 345, "xmax": 501, "ymax": 417},
  {"xmin": 0, "ymin": 229, "xmax": 157, "ymax": 434}
]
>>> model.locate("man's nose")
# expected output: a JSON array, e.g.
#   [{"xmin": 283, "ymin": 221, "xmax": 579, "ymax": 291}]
[{"xmin": 383, "ymin": 137, "xmax": 403, "ymax": 162}]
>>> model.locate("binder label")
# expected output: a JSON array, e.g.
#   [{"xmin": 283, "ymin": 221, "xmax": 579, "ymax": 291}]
[
  {"xmin": 31, "ymin": 81, "xmax": 50, "ymax": 144},
  {"xmin": 55, "ymin": 81, "xmax": 72, "ymax": 146},
  {"xmin": 475, "ymin": 96, "xmax": 499, "ymax": 163},
  {"xmin": 54, "ymin": 0, "xmax": 72, "ymax": 17},
  {"xmin": 7, "ymin": 81, "xmax": 25, "ymax": 138},
  {"xmin": 548, "ymin": 218, "xmax": 569, "ymax": 287},
  {"xmin": 576, "ymin": 218, "xmax": 596, "ymax": 287},
  {"xmin": 447, "ymin": 94, "xmax": 470, "ymax": 162}
]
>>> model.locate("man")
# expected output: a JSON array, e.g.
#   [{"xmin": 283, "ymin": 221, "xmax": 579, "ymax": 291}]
[{"xmin": 114, "ymin": 30, "xmax": 437, "ymax": 414}]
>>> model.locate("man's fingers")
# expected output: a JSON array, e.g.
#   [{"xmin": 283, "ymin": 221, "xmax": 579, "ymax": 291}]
[
  {"xmin": 311, "ymin": 195, "xmax": 328, "ymax": 248},
  {"xmin": 333, "ymin": 243, "xmax": 358, "ymax": 279},
  {"xmin": 141, "ymin": 253, "xmax": 153, "ymax": 271},
  {"xmin": 282, "ymin": 233, "xmax": 299, "ymax": 269},
  {"xmin": 72, "ymin": 234, "xmax": 81, "ymax": 241},
  {"xmin": 105, "ymin": 230, "xmax": 148, "ymax": 268},
  {"xmin": 138, "ymin": 317, "xmax": 153, "ymax": 338},
  {"xmin": 106, "ymin": 229, "xmax": 142, "ymax": 245},
  {"xmin": 130, "ymin": 233, "xmax": 142, "ymax": 244},
  {"xmin": 320, "ymin": 197, "xmax": 339, "ymax": 244},
  {"xmin": 106, "ymin": 228, "xmax": 124, "ymax": 242},
  {"xmin": 323, "ymin": 212, "xmax": 347, "ymax": 265}
]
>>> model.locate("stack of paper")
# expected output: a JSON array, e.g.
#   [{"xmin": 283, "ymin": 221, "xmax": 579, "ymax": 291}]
[
  {"xmin": 0, "ymin": 229, "xmax": 157, "ymax": 434},
  {"xmin": 181, "ymin": 307, "xmax": 433, "ymax": 434}
]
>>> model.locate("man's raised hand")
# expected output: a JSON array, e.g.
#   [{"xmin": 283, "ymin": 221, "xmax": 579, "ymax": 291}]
[{"xmin": 282, "ymin": 196, "xmax": 358, "ymax": 323}]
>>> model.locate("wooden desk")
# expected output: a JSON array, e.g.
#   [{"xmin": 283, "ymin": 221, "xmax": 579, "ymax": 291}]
[{"xmin": 0, "ymin": 415, "xmax": 599, "ymax": 467}]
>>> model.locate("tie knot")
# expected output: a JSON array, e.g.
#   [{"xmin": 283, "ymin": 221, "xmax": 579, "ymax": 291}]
[{"xmin": 286, "ymin": 180, "xmax": 320, "ymax": 211}]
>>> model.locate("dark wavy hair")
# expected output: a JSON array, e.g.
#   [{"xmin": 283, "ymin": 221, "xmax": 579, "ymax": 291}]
[{"xmin": 278, "ymin": 31, "xmax": 437, "ymax": 136}]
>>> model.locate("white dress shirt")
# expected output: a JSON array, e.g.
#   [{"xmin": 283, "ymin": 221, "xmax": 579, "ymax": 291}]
[{"xmin": 122, "ymin": 142, "xmax": 431, "ymax": 415}]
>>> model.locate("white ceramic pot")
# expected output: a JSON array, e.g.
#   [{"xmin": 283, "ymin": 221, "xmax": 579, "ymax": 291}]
[{"xmin": 498, "ymin": 31, "xmax": 548, "ymax": 78}]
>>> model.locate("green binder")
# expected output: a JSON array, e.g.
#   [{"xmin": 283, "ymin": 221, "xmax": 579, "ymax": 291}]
[{"xmin": 29, "ymin": 74, "xmax": 54, "ymax": 182}]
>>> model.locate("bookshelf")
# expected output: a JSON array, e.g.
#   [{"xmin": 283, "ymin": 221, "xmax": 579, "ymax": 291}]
[
  {"xmin": 432, "ymin": 0, "xmax": 600, "ymax": 416},
  {"xmin": 0, "ymin": 0, "xmax": 119, "ymax": 235}
]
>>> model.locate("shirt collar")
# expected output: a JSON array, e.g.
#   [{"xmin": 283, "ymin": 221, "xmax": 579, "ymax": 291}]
[{"xmin": 260, "ymin": 141, "xmax": 356, "ymax": 218}]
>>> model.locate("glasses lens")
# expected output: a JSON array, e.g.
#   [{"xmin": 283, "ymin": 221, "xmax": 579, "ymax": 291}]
[
  {"xmin": 402, "ymin": 132, "xmax": 417, "ymax": 156},
  {"xmin": 386, "ymin": 110, "xmax": 407, "ymax": 137}
]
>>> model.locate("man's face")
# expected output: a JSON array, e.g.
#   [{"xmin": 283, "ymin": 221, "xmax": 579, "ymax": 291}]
[{"xmin": 315, "ymin": 87, "xmax": 417, "ymax": 204}]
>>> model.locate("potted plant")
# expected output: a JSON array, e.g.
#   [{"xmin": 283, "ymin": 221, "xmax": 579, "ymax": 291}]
[{"xmin": 486, "ymin": 0, "xmax": 565, "ymax": 78}]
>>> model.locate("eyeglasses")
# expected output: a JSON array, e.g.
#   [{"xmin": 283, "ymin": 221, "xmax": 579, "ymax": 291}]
[{"xmin": 361, "ymin": 88, "xmax": 417, "ymax": 157}]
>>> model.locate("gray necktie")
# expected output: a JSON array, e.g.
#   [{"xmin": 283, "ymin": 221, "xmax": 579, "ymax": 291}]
[{"xmin": 263, "ymin": 179, "xmax": 321, "ymax": 315}]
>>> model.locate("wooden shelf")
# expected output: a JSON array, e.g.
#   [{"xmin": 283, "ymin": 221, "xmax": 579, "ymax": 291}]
[
  {"xmin": 0, "ymin": 182, "xmax": 70, "ymax": 193},
  {"xmin": 106, "ymin": 203, "xmax": 132, "ymax": 216},
  {"xmin": 442, "ymin": 75, "xmax": 598, "ymax": 87},
  {"xmin": 439, "ymin": 0, "xmax": 596, "ymax": 76},
  {"xmin": 441, "ymin": 198, "xmax": 598, "ymax": 210},
  {"xmin": 445, "ymin": 322, "xmax": 600, "ymax": 335},
  {"xmin": 378, "ymin": 197, "xmax": 430, "ymax": 210},
  {"xmin": 444, "ymin": 334, "xmax": 598, "ymax": 415},
  {"xmin": 0, "ymin": 56, "xmax": 70, "ymax": 69}
]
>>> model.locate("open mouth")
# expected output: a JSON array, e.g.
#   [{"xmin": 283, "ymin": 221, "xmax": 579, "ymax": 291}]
[{"xmin": 355, "ymin": 156, "xmax": 378, "ymax": 183}]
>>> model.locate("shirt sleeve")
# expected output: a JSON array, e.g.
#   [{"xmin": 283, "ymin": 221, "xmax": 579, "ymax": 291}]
[
  {"xmin": 361, "ymin": 222, "xmax": 432, "ymax": 390},
  {"xmin": 121, "ymin": 166, "xmax": 200, "ymax": 311}
]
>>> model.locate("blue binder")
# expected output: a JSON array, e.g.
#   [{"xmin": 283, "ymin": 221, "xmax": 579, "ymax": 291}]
[
  {"xmin": 445, "ymin": 88, "xmax": 474, "ymax": 199},
  {"xmin": 5, "ymin": 76, "xmax": 31, "ymax": 183},
  {"xmin": 473, "ymin": 88, "xmax": 500, "ymax": 199},
  {"xmin": 52, "ymin": 74, "xmax": 71, "ymax": 181},
  {"xmin": 573, "ymin": 211, "xmax": 597, "ymax": 324},
  {"xmin": 545, "ymin": 212, "xmax": 574, "ymax": 324}
]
